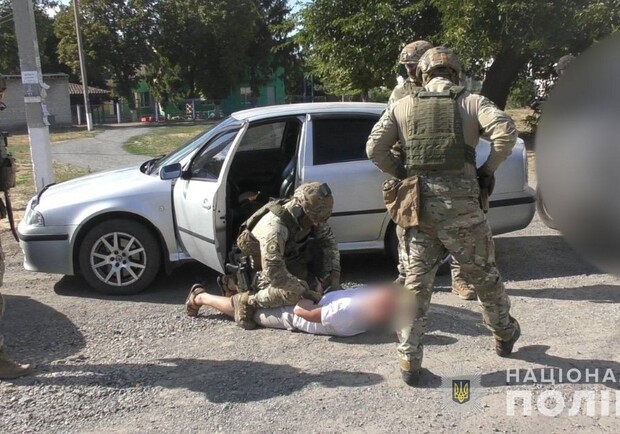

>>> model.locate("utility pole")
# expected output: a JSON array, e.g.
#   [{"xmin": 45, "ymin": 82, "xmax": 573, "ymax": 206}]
[
  {"xmin": 73, "ymin": 0, "xmax": 92, "ymax": 131},
  {"xmin": 10, "ymin": 0, "xmax": 54, "ymax": 191}
]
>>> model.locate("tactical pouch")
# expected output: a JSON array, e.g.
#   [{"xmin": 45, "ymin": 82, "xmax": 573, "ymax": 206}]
[
  {"xmin": 382, "ymin": 176, "xmax": 420, "ymax": 228},
  {"xmin": 0, "ymin": 154, "xmax": 16, "ymax": 192}
]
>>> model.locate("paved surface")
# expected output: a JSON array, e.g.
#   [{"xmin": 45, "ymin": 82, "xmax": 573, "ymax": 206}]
[
  {"xmin": 1, "ymin": 148, "xmax": 618, "ymax": 432},
  {"xmin": 52, "ymin": 125, "xmax": 154, "ymax": 172}
]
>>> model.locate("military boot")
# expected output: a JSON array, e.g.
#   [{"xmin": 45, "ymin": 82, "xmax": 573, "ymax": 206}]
[
  {"xmin": 0, "ymin": 350, "xmax": 30, "ymax": 380},
  {"xmin": 496, "ymin": 317, "xmax": 521, "ymax": 357},
  {"xmin": 451, "ymin": 278, "xmax": 476, "ymax": 300},
  {"xmin": 401, "ymin": 370, "xmax": 421, "ymax": 387},
  {"xmin": 231, "ymin": 292, "xmax": 257, "ymax": 330}
]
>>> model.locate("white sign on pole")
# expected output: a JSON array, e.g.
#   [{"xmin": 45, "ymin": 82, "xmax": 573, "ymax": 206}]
[{"xmin": 21, "ymin": 70, "xmax": 39, "ymax": 84}]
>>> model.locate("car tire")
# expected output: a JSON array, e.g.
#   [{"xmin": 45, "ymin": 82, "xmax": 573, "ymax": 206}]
[
  {"xmin": 78, "ymin": 219, "xmax": 161, "ymax": 295},
  {"xmin": 536, "ymin": 188, "xmax": 558, "ymax": 230}
]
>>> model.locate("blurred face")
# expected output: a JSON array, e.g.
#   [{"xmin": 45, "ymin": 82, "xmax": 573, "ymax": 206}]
[{"xmin": 360, "ymin": 285, "xmax": 398, "ymax": 325}]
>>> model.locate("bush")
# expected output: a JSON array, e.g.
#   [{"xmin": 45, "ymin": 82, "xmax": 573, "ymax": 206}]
[{"xmin": 507, "ymin": 76, "xmax": 537, "ymax": 109}]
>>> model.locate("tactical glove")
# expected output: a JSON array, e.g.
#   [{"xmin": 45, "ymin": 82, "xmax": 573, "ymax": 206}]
[{"xmin": 477, "ymin": 167, "xmax": 496, "ymax": 196}]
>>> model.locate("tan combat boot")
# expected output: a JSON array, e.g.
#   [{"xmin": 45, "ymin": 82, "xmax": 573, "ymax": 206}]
[
  {"xmin": 451, "ymin": 278, "xmax": 476, "ymax": 300},
  {"xmin": 231, "ymin": 292, "xmax": 257, "ymax": 330},
  {"xmin": 0, "ymin": 350, "xmax": 30, "ymax": 380}
]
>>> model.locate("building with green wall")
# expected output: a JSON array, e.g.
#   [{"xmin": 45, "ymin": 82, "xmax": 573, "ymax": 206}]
[{"xmin": 132, "ymin": 67, "xmax": 286, "ymax": 119}]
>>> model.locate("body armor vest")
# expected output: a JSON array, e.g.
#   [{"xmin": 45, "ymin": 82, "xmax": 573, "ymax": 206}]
[{"xmin": 403, "ymin": 85, "xmax": 475, "ymax": 172}]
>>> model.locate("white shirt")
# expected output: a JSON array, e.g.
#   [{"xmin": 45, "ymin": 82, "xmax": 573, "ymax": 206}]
[{"xmin": 254, "ymin": 288, "xmax": 371, "ymax": 337}]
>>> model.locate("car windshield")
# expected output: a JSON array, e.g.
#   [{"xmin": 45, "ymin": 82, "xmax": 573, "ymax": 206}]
[{"xmin": 148, "ymin": 116, "xmax": 239, "ymax": 175}]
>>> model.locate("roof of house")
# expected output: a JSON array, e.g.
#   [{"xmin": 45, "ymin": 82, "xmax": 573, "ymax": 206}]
[{"xmin": 68, "ymin": 83, "xmax": 110, "ymax": 95}]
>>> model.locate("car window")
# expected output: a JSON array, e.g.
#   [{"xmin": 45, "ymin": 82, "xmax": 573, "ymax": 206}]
[
  {"xmin": 312, "ymin": 117, "xmax": 379, "ymax": 165},
  {"xmin": 190, "ymin": 130, "xmax": 239, "ymax": 180},
  {"xmin": 151, "ymin": 116, "xmax": 238, "ymax": 174},
  {"xmin": 237, "ymin": 122, "xmax": 286, "ymax": 152}
]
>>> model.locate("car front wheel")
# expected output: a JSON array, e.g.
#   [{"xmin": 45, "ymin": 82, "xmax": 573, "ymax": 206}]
[{"xmin": 78, "ymin": 219, "xmax": 161, "ymax": 295}]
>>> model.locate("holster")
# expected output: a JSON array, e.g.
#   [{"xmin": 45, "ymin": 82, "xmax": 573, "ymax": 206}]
[
  {"xmin": 382, "ymin": 176, "xmax": 420, "ymax": 228},
  {"xmin": 479, "ymin": 187, "xmax": 490, "ymax": 213}
]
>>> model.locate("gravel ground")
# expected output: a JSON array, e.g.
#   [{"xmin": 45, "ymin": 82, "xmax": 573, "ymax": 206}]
[
  {"xmin": 51, "ymin": 125, "xmax": 154, "ymax": 172},
  {"xmin": 1, "ymin": 143, "xmax": 619, "ymax": 433}
]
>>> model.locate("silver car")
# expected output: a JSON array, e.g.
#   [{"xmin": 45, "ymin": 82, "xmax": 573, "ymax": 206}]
[{"xmin": 18, "ymin": 103, "xmax": 535, "ymax": 294}]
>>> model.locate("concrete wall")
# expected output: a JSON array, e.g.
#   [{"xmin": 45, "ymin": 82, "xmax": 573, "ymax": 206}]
[{"xmin": 0, "ymin": 74, "xmax": 72, "ymax": 130}]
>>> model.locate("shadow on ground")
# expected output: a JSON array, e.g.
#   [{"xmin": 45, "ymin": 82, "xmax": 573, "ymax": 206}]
[
  {"xmin": 16, "ymin": 359, "xmax": 383, "ymax": 403},
  {"xmin": 510, "ymin": 284, "xmax": 620, "ymax": 303},
  {"xmin": 495, "ymin": 234, "xmax": 600, "ymax": 281},
  {"xmin": 53, "ymin": 262, "xmax": 219, "ymax": 305},
  {"xmin": 481, "ymin": 345, "xmax": 620, "ymax": 389},
  {"xmin": 2, "ymin": 295, "xmax": 85, "ymax": 364}
]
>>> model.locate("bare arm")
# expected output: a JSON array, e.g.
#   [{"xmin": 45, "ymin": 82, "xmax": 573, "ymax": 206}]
[{"xmin": 293, "ymin": 299, "xmax": 323, "ymax": 323}]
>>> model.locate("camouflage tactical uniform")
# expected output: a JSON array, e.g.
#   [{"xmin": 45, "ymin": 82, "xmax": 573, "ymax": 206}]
[
  {"xmin": 248, "ymin": 200, "xmax": 340, "ymax": 308},
  {"xmin": 366, "ymin": 47, "xmax": 520, "ymax": 380},
  {"xmin": 387, "ymin": 41, "xmax": 473, "ymax": 300},
  {"xmin": 0, "ymin": 75, "xmax": 29, "ymax": 379}
]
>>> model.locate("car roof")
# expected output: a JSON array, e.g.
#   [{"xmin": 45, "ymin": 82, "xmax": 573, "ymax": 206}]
[{"xmin": 230, "ymin": 102, "xmax": 386, "ymax": 122}]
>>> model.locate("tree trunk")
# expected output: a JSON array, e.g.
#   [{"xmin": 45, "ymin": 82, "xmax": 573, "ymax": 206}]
[
  {"xmin": 360, "ymin": 90, "xmax": 369, "ymax": 102},
  {"xmin": 480, "ymin": 48, "xmax": 529, "ymax": 110}
]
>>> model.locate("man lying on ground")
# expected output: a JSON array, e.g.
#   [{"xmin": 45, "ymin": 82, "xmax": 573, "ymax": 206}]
[{"xmin": 185, "ymin": 283, "xmax": 398, "ymax": 337}]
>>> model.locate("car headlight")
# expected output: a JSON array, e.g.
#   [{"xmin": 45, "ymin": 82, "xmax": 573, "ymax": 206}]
[{"xmin": 26, "ymin": 210, "xmax": 45, "ymax": 226}]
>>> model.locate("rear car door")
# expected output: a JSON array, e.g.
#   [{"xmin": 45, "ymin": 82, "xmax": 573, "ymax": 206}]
[
  {"xmin": 173, "ymin": 123, "xmax": 248, "ymax": 272},
  {"xmin": 301, "ymin": 114, "xmax": 389, "ymax": 243}
]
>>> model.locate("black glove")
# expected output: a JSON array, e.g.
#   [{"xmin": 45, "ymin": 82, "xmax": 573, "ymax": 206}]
[{"xmin": 477, "ymin": 168, "xmax": 496, "ymax": 196}]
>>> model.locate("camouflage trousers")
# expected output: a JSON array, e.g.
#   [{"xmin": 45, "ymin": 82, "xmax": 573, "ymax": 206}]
[
  {"xmin": 396, "ymin": 226, "xmax": 468, "ymax": 287},
  {"xmin": 0, "ymin": 236, "xmax": 5, "ymax": 350},
  {"xmin": 397, "ymin": 178, "xmax": 517, "ymax": 372},
  {"xmin": 250, "ymin": 242, "xmax": 326, "ymax": 309}
]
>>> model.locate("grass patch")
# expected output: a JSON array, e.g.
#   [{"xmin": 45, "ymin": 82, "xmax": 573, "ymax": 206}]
[
  {"xmin": 6, "ymin": 128, "xmax": 92, "ymax": 215},
  {"xmin": 123, "ymin": 123, "xmax": 212, "ymax": 156}
]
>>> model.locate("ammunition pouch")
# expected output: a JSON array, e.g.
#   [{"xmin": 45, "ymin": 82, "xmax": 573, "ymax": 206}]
[{"xmin": 382, "ymin": 176, "xmax": 420, "ymax": 228}]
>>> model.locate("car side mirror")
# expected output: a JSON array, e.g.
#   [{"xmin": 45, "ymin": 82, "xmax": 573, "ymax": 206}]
[{"xmin": 160, "ymin": 163, "xmax": 183, "ymax": 180}]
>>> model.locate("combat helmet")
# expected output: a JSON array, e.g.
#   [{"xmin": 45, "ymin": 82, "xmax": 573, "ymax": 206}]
[
  {"xmin": 293, "ymin": 182, "xmax": 334, "ymax": 224},
  {"xmin": 416, "ymin": 46, "xmax": 461, "ymax": 85},
  {"xmin": 399, "ymin": 40, "xmax": 433, "ymax": 65}
]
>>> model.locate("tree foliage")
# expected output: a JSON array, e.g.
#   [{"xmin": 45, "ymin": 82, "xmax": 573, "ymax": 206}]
[
  {"xmin": 54, "ymin": 0, "xmax": 151, "ymax": 101},
  {"xmin": 296, "ymin": 0, "xmax": 441, "ymax": 101},
  {"xmin": 298, "ymin": 0, "xmax": 620, "ymax": 107},
  {"xmin": 0, "ymin": 0, "xmax": 67, "ymax": 74},
  {"xmin": 433, "ymin": 0, "xmax": 620, "ymax": 108}
]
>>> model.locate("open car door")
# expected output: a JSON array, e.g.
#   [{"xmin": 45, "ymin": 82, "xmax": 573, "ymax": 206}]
[{"xmin": 173, "ymin": 122, "xmax": 249, "ymax": 273}]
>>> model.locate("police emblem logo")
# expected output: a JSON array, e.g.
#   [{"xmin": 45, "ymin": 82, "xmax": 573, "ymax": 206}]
[
  {"xmin": 437, "ymin": 363, "xmax": 483, "ymax": 418},
  {"xmin": 452, "ymin": 379, "xmax": 470, "ymax": 404}
]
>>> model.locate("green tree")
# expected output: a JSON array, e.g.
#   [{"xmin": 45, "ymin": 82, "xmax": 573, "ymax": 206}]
[
  {"xmin": 54, "ymin": 0, "xmax": 151, "ymax": 101},
  {"xmin": 434, "ymin": 0, "xmax": 620, "ymax": 108},
  {"xmin": 0, "ymin": 0, "xmax": 67, "ymax": 74},
  {"xmin": 143, "ymin": 0, "xmax": 259, "ymax": 103},
  {"xmin": 296, "ymin": 0, "xmax": 441, "ymax": 101}
]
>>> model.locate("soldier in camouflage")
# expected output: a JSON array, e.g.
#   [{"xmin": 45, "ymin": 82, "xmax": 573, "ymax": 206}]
[
  {"xmin": 388, "ymin": 40, "xmax": 433, "ymax": 109},
  {"xmin": 366, "ymin": 47, "xmax": 521, "ymax": 386},
  {"xmin": 0, "ymin": 75, "xmax": 30, "ymax": 379},
  {"xmin": 230, "ymin": 182, "xmax": 340, "ymax": 330},
  {"xmin": 388, "ymin": 40, "xmax": 476, "ymax": 301}
]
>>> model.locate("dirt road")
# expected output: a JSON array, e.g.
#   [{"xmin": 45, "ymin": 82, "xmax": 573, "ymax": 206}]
[{"xmin": 1, "ymin": 205, "xmax": 619, "ymax": 432}]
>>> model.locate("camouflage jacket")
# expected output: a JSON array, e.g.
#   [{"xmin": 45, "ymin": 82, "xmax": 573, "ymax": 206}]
[
  {"xmin": 251, "ymin": 201, "xmax": 340, "ymax": 295},
  {"xmin": 387, "ymin": 77, "xmax": 420, "ymax": 109},
  {"xmin": 367, "ymin": 77, "xmax": 517, "ymax": 179}
]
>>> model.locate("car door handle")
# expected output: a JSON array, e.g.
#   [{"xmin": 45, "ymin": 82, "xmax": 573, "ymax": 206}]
[{"xmin": 202, "ymin": 198, "xmax": 212, "ymax": 210}]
